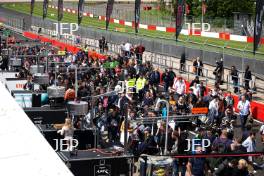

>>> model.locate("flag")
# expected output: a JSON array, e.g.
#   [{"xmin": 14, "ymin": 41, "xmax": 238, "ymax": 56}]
[
  {"xmin": 106, "ymin": 0, "xmax": 114, "ymax": 30},
  {"xmin": 43, "ymin": 0, "xmax": 49, "ymax": 19},
  {"xmin": 185, "ymin": 3, "xmax": 190, "ymax": 15},
  {"xmin": 78, "ymin": 0, "xmax": 84, "ymax": 25},
  {"xmin": 58, "ymin": 0, "xmax": 63, "ymax": 22},
  {"xmin": 135, "ymin": 0, "xmax": 141, "ymax": 33},
  {"xmin": 202, "ymin": 0, "xmax": 207, "ymax": 15},
  {"xmin": 254, "ymin": 0, "xmax": 264, "ymax": 54},
  {"xmin": 30, "ymin": 0, "xmax": 35, "ymax": 16},
  {"xmin": 175, "ymin": 0, "xmax": 185, "ymax": 41}
]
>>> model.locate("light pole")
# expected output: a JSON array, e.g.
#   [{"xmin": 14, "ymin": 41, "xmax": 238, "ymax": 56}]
[{"xmin": 155, "ymin": 99, "xmax": 170, "ymax": 154}]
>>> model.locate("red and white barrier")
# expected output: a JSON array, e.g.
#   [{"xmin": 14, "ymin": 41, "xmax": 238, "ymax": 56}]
[{"xmin": 48, "ymin": 3, "xmax": 263, "ymax": 44}]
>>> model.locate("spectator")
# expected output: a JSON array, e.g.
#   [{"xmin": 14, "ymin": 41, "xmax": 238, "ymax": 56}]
[
  {"xmin": 138, "ymin": 127, "xmax": 158, "ymax": 155},
  {"xmin": 149, "ymin": 68, "xmax": 160, "ymax": 90},
  {"xmin": 241, "ymin": 125, "xmax": 252, "ymax": 142},
  {"xmin": 64, "ymin": 84, "xmax": 76, "ymax": 101},
  {"xmin": 162, "ymin": 69, "xmax": 170, "ymax": 92},
  {"xmin": 134, "ymin": 44, "xmax": 145, "ymax": 64},
  {"xmin": 190, "ymin": 76, "xmax": 200, "ymax": 87},
  {"xmin": 176, "ymin": 96, "xmax": 188, "ymax": 115},
  {"xmin": 242, "ymin": 132, "xmax": 256, "ymax": 162},
  {"xmin": 173, "ymin": 76, "xmax": 186, "ymax": 98},
  {"xmin": 186, "ymin": 88, "xmax": 198, "ymax": 105},
  {"xmin": 244, "ymin": 65, "xmax": 252, "ymax": 90},
  {"xmin": 237, "ymin": 95, "xmax": 251, "ymax": 129},
  {"xmin": 180, "ymin": 52, "xmax": 186, "ymax": 72},
  {"xmin": 171, "ymin": 128, "xmax": 188, "ymax": 176},
  {"xmin": 231, "ymin": 66, "xmax": 239, "ymax": 93},
  {"xmin": 208, "ymin": 96, "xmax": 219, "ymax": 125},
  {"xmin": 23, "ymin": 75, "xmax": 34, "ymax": 91},
  {"xmin": 214, "ymin": 58, "xmax": 224, "ymax": 85},
  {"xmin": 124, "ymin": 42, "xmax": 132, "ymax": 57},
  {"xmin": 225, "ymin": 91, "xmax": 234, "ymax": 108},
  {"xmin": 168, "ymin": 67, "xmax": 176, "ymax": 87},
  {"xmin": 193, "ymin": 57, "xmax": 203, "ymax": 76},
  {"xmin": 199, "ymin": 81, "xmax": 206, "ymax": 97},
  {"xmin": 212, "ymin": 129, "xmax": 232, "ymax": 153},
  {"xmin": 99, "ymin": 36, "xmax": 106, "ymax": 53},
  {"xmin": 186, "ymin": 146, "xmax": 210, "ymax": 176},
  {"xmin": 214, "ymin": 159, "xmax": 238, "ymax": 176},
  {"xmin": 233, "ymin": 159, "xmax": 249, "ymax": 176}
]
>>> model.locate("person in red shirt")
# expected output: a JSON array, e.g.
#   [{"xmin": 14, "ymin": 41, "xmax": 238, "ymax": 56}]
[{"xmin": 135, "ymin": 44, "xmax": 145, "ymax": 64}]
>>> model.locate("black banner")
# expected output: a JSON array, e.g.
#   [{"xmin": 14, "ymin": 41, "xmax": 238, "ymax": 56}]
[
  {"xmin": 78, "ymin": 0, "xmax": 85, "ymax": 25},
  {"xmin": 30, "ymin": 0, "xmax": 35, "ymax": 16},
  {"xmin": 135, "ymin": 0, "xmax": 141, "ymax": 33},
  {"xmin": 58, "ymin": 0, "xmax": 63, "ymax": 22},
  {"xmin": 106, "ymin": 0, "xmax": 114, "ymax": 30},
  {"xmin": 253, "ymin": 0, "xmax": 264, "ymax": 54},
  {"xmin": 175, "ymin": 0, "xmax": 185, "ymax": 41},
  {"xmin": 43, "ymin": 0, "xmax": 49, "ymax": 19}
]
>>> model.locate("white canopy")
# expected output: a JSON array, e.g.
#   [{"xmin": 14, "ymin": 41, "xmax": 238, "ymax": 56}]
[{"xmin": 0, "ymin": 82, "xmax": 73, "ymax": 176}]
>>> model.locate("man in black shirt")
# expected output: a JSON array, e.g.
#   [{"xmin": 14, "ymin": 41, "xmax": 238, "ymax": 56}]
[
  {"xmin": 231, "ymin": 66, "xmax": 239, "ymax": 93},
  {"xmin": 180, "ymin": 52, "xmax": 186, "ymax": 72},
  {"xmin": 244, "ymin": 65, "xmax": 251, "ymax": 90}
]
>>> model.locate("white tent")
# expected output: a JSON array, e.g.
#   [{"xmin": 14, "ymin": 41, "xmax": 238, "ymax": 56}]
[{"xmin": 0, "ymin": 82, "xmax": 73, "ymax": 176}]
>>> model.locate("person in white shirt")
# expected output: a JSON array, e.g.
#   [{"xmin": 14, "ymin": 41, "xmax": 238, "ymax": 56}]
[
  {"xmin": 242, "ymin": 132, "xmax": 256, "ymax": 162},
  {"xmin": 208, "ymin": 96, "xmax": 219, "ymax": 125},
  {"xmin": 173, "ymin": 77, "xmax": 186, "ymax": 98},
  {"xmin": 57, "ymin": 118, "xmax": 75, "ymax": 151},
  {"xmin": 124, "ymin": 42, "xmax": 132, "ymax": 57},
  {"xmin": 190, "ymin": 83, "xmax": 200, "ymax": 97},
  {"xmin": 237, "ymin": 95, "xmax": 251, "ymax": 129}
]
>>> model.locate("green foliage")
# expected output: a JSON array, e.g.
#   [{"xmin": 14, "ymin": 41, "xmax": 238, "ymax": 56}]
[{"xmin": 184, "ymin": 0, "xmax": 254, "ymax": 18}]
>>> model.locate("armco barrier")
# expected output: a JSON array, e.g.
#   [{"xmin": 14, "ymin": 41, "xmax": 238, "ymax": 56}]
[
  {"xmin": 23, "ymin": 32, "xmax": 80, "ymax": 54},
  {"xmin": 21, "ymin": 31, "xmax": 264, "ymax": 122}
]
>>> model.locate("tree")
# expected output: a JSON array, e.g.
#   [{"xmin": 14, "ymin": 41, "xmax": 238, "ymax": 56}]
[{"xmin": 185, "ymin": 0, "xmax": 254, "ymax": 18}]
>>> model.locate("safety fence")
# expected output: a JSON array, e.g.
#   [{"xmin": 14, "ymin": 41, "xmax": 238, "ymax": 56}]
[{"xmin": 2, "ymin": 14, "xmax": 264, "ymax": 121}]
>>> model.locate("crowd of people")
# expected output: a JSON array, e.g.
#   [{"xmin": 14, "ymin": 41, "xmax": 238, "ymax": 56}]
[{"xmin": 1, "ymin": 30, "xmax": 263, "ymax": 176}]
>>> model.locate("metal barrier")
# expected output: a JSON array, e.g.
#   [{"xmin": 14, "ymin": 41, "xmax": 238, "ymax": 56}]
[{"xmin": 2, "ymin": 15, "xmax": 260, "ymax": 93}]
